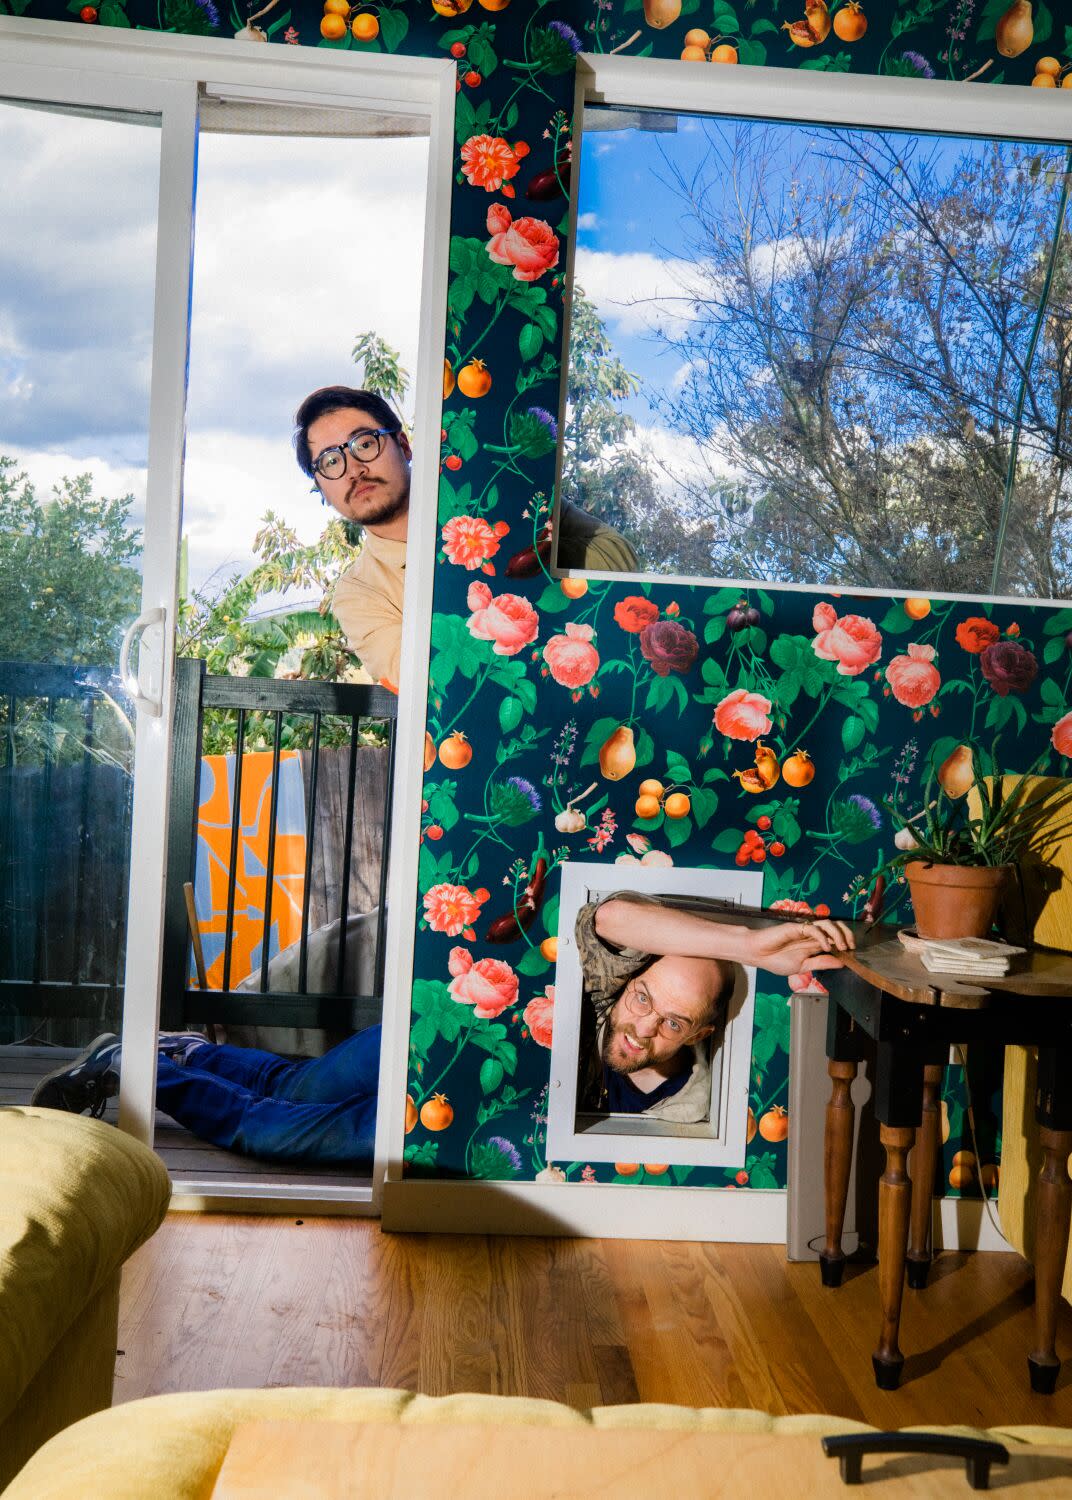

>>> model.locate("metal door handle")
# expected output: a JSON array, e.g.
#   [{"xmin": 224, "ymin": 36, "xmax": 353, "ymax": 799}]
[{"xmin": 119, "ymin": 606, "xmax": 166, "ymax": 717}]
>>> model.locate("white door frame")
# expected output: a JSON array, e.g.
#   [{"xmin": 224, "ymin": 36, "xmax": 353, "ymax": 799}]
[{"xmin": 0, "ymin": 20, "xmax": 455, "ymax": 1211}]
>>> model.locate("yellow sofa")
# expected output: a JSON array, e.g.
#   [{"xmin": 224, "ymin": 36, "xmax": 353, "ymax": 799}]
[
  {"xmin": 0, "ymin": 1106, "xmax": 172, "ymax": 1489},
  {"xmin": 6, "ymin": 1387, "xmax": 1072, "ymax": 1499}
]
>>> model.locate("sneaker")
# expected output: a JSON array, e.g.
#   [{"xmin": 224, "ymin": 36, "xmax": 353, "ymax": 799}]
[
  {"xmin": 157, "ymin": 1031, "xmax": 210, "ymax": 1066},
  {"xmin": 30, "ymin": 1033, "xmax": 121, "ymax": 1118}
]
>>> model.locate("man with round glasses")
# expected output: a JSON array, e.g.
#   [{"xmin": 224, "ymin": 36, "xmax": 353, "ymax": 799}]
[
  {"xmin": 295, "ymin": 386, "xmax": 413, "ymax": 692},
  {"xmin": 576, "ymin": 891, "xmax": 854, "ymax": 1120}
]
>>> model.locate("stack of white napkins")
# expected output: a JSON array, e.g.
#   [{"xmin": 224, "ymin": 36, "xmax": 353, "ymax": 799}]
[{"xmin": 918, "ymin": 936, "xmax": 1026, "ymax": 977}]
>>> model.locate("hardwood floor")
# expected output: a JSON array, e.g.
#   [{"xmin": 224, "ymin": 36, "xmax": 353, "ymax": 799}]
[{"xmin": 117, "ymin": 1214, "xmax": 1072, "ymax": 1429}]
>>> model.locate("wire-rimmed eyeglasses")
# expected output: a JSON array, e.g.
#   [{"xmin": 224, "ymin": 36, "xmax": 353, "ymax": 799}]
[
  {"xmin": 312, "ymin": 427, "xmax": 395, "ymax": 481},
  {"xmin": 619, "ymin": 980, "xmax": 701, "ymax": 1041}
]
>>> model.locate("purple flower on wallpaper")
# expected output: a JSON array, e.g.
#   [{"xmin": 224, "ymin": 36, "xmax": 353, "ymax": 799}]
[
  {"xmin": 528, "ymin": 407, "xmax": 558, "ymax": 442},
  {"xmin": 979, "ymin": 641, "xmax": 1039, "ymax": 698},
  {"xmin": 507, "ymin": 776, "xmax": 542, "ymax": 814},
  {"xmin": 548, "ymin": 20, "xmax": 583, "ymax": 54},
  {"xmin": 847, "ymin": 794, "xmax": 882, "ymax": 831},
  {"xmin": 639, "ymin": 619, "xmax": 699, "ymax": 677},
  {"xmin": 193, "ymin": 0, "xmax": 219, "ymax": 25},
  {"xmin": 900, "ymin": 51, "xmax": 935, "ymax": 78}
]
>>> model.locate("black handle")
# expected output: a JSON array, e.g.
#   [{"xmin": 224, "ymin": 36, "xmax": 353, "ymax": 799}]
[{"xmin": 821, "ymin": 1432, "xmax": 1009, "ymax": 1490}]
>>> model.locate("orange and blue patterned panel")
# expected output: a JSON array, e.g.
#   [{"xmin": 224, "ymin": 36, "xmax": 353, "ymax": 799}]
[{"xmin": 192, "ymin": 752, "xmax": 307, "ymax": 989}]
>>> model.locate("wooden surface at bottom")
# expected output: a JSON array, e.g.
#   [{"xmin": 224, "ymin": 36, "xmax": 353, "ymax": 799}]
[{"xmin": 211, "ymin": 1420, "xmax": 1072, "ymax": 1499}]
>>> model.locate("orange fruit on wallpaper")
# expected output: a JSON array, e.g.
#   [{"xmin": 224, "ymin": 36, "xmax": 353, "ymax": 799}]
[
  {"xmin": 560, "ymin": 577, "xmax": 588, "ymax": 599},
  {"xmin": 457, "ymin": 359, "xmax": 492, "ymax": 398},
  {"xmin": 644, "ymin": 1163, "xmax": 670, "ymax": 1175},
  {"xmin": 478, "ymin": 0, "xmax": 511, "ymax": 9},
  {"xmin": 614, "ymin": 1163, "xmax": 641, "ymax": 1176},
  {"xmin": 948, "ymin": 1163, "xmax": 975, "ymax": 1190},
  {"xmin": 746, "ymin": 1107, "xmax": 757, "ymax": 1144},
  {"xmin": 710, "ymin": 44, "xmax": 738, "ymax": 62},
  {"xmin": 903, "ymin": 597, "xmax": 931, "ymax": 620},
  {"xmin": 832, "ymin": 0, "xmax": 867, "ymax": 41},
  {"xmin": 683, "ymin": 27, "xmax": 710, "ymax": 47},
  {"xmin": 423, "ymin": 731, "xmax": 437, "ymax": 772},
  {"xmin": 1032, "ymin": 73, "xmax": 1057, "ymax": 86},
  {"xmin": 638, "ymin": 778, "xmax": 664, "ymax": 800},
  {"xmin": 420, "ymin": 1093, "xmax": 454, "ymax": 1131},
  {"xmin": 663, "ymin": 791, "xmax": 691, "ymax": 819},
  {"xmin": 1035, "ymin": 55, "xmax": 1062, "ymax": 75},
  {"xmin": 443, "ymin": 359, "xmax": 456, "ymax": 398},
  {"xmin": 438, "ymin": 731, "xmax": 473, "ymax": 769},
  {"xmin": 351, "ymin": 12, "xmax": 378, "ymax": 39},
  {"xmin": 319, "ymin": 12, "xmax": 347, "ymax": 38},
  {"xmin": 782, "ymin": 750, "xmax": 815, "ymax": 788},
  {"xmin": 681, "ymin": 44, "xmax": 707, "ymax": 60},
  {"xmin": 322, "ymin": 0, "xmax": 349, "ymax": 12},
  {"xmin": 758, "ymin": 1106, "xmax": 789, "ymax": 1142},
  {"xmin": 635, "ymin": 793, "xmax": 661, "ymax": 819},
  {"xmin": 405, "ymin": 1095, "xmax": 419, "ymax": 1133},
  {"xmin": 540, "ymin": 936, "xmax": 558, "ymax": 961}
]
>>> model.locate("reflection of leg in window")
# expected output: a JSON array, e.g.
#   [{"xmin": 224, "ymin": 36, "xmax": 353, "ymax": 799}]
[{"xmin": 154, "ymin": 1026, "xmax": 381, "ymax": 1165}]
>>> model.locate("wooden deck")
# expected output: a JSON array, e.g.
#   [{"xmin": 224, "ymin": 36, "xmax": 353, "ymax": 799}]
[{"xmin": 1, "ymin": 1046, "xmax": 371, "ymax": 1192}]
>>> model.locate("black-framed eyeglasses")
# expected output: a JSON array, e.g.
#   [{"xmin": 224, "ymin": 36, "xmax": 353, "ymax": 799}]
[
  {"xmin": 312, "ymin": 427, "xmax": 396, "ymax": 481},
  {"xmin": 620, "ymin": 981, "xmax": 699, "ymax": 1042}
]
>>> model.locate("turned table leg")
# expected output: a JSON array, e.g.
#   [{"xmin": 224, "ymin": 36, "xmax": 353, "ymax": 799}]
[
  {"xmin": 1028, "ymin": 1125, "xmax": 1072, "ymax": 1394},
  {"xmin": 874, "ymin": 1123, "xmax": 916, "ymax": 1390},
  {"xmin": 906, "ymin": 1061, "xmax": 945, "ymax": 1291},
  {"xmin": 821, "ymin": 1059, "xmax": 859, "ymax": 1288}
]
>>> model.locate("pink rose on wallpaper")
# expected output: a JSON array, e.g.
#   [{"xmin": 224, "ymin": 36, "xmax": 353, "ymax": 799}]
[
  {"xmin": 543, "ymin": 622, "xmax": 599, "ymax": 688},
  {"xmin": 523, "ymin": 986, "xmax": 555, "ymax": 1048},
  {"xmin": 713, "ymin": 688, "xmax": 773, "ymax": 741},
  {"xmin": 769, "ymin": 899, "xmax": 813, "ymax": 915},
  {"xmin": 485, "ymin": 204, "xmax": 559, "ymax": 282},
  {"xmin": 885, "ymin": 643, "xmax": 941, "ymax": 708},
  {"xmin": 811, "ymin": 601, "xmax": 882, "ymax": 676},
  {"xmin": 1052, "ymin": 712, "xmax": 1072, "ymax": 757},
  {"xmin": 460, "ymin": 135, "xmax": 520, "ymax": 194},
  {"xmin": 448, "ymin": 947, "xmax": 519, "ymax": 1019},
  {"xmin": 423, "ymin": 883, "xmax": 484, "ymax": 938},
  {"xmin": 613, "ymin": 596, "xmax": 660, "ymax": 633},
  {"xmin": 467, "ymin": 581, "xmax": 539, "ymax": 655},
  {"xmin": 442, "ymin": 515, "xmax": 508, "ymax": 573}
]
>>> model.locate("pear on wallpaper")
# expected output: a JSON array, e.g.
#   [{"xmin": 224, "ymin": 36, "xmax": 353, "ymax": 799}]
[
  {"xmin": 995, "ymin": 0, "xmax": 1033, "ymax": 57},
  {"xmin": 643, "ymin": 0, "xmax": 681, "ymax": 27},
  {"xmin": 599, "ymin": 726, "xmax": 636, "ymax": 780}
]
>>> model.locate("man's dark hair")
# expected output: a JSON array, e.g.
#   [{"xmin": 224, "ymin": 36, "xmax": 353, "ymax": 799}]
[{"xmin": 293, "ymin": 386, "xmax": 403, "ymax": 478}]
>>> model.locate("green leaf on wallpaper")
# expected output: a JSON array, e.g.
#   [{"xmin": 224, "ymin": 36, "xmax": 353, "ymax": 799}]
[
  {"xmin": 751, "ymin": 990, "xmax": 791, "ymax": 1075},
  {"xmin": 499, "ymin": 695, "xmax": 524, "ymax": 734},
  {"xmin": 772, "ymin": 803, "xmax": 802, "ymax": 847},
  {"xmin": 501, "ymin": 102, "xmax": 519, "ymax": 134},
  {"xmin": 454, "ymin": 92, "xmax": 493, "ymax": 146},
  {"xmin": 645, "ymin": 673, "xmax": 684, "ymax": 717},
  {"xmin": 702, "ymin": 765, "xmax": 729, "ymax": 784},
  {"xmin": 427, "ymin": 783, "xmax": 460, "ymax": 833},
  {"xmin": 713, "ymin": 6, "xmax": 738, "ymax": 31},
  {"xmin": 746, "ymin": 1157, "xmax": 779, "ymax": 1190},
  {"xmin": 712, "ymin": 828, "xmax": 743, "ymax": 854},
  {"xmin": 519, "ymin": 322, "xmax": 543, "ymax": 363},
  {"xmin": 666, "ymin": 750, "xmax": 692, "ymax": 783},
  {"xmin": 479, "ymin": 1058, "xmax": 504, "ymax": 1095},
  {"xmin": 635, "ymin": 726, "xmax": 655, "ymax": 768},
  {"xmin": 516, "ymin": 947, "xmax": 550, "ymax": 976},
  {"xmin": 1044, "ymin": 636, "xmax": 1069, "ymax": 666},
  {"xmin": 535, "ymin": 581, "xmax": 572, "ymax": 614},
  {"xmin": 984, "ymin": 693, "xmax": 1026, "ymax": 733},
  {"xmin": 99, "ymin": 0, "xmax": 131, "ymax": 23},
  {"xmin": 488, "ymin": 658, "xmax": 537, "ymax": 713},
  {"xmin": 404, "ymin": 1141, "xmax": 439, "ymax": 1169},
  {"xmin": 430, "ymin": 612, "xmax": 485, "ymax": 689},
  {"xmin": 830, "ymin": 798, "xmax": 881, "ymax": 845},
  {"xmin": 688, "ymin": 787, "xmax": 718, "ymax": 828},
  {"xmin": 509, "ymin": 407, "xmax": 558, "ymax": 460},
  {"xmin": 703, "ymin": 586, "xmax": 745, "ymax": 616},
  {"xmin": 466, "ymin": 24, "xmax": 499, "ymax": 78},
  {"xmin": 750, "ymin": 18, "xmax": 778, "ymax": 34},
  {"xmin": 664, "ymin": 813, "xmax": 693, "ymax": 848},
  {"xmin": 841, "ymin": 715, "xmax": 865, "ymax": 753},
  {"xmin": 469, "ymin": 1025, "xmax": 517, "ymax": 1075},
  {"xmin": 1042, "ymin": 608, "xmax": 1072, "ymax": 637},
  {"xmin": 1041, "ymin": 677, "xmax": 1064, "ymax": 707},
  {"xmin": 736, "ymin": 38, "xmax": 766, "ymax": 65},
  {"xmin": 878, "ymin": 602, "xmax": 914, "ymax": 634},
  {"xmin": 581, "ymin": 716, "xmax": 619, "ymax": 766},
  {"xmin": 704, "ymin": 613, "xmax": 728, "ymax": 645},
  {"xmin": 378, "ymin": 7, "xmax": 408, "ymax": 51},
  {"xmin": 700, "ymin": 656, "xmax": 727, "ymax": 689},
  {"xmin": 410, "ymin": 979, "xmax": 465, "ymax": 1055},
  {"xmin": 542, "ymin": 894, "xmax": 559, "ymax": 938},
  {"xmin": 799, "ymin": 51, "xmax": 850, "ymax": 70}
]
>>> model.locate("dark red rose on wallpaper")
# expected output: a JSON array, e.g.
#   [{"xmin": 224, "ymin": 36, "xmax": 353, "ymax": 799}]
[
  {"xmin": 955, "ymin": 617, "xmax": 1001, "ymax": 654},
  {"xmin": 613, "ymin": 596, "xmax": 660, "ymax": 633},
  {"xmin": 639, "ymin": 619, "xmax": 699, "ymax": 677},
  {"xmin": 979, "ymin": 640, "xmax": 1038, "ymax": 697}
]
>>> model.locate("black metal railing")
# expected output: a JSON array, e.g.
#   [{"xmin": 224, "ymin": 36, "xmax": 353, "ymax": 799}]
[
  {"xmin": 159, "ymin": 659, "xmax": 397, "ymax": 1035},
  {"xmin": 0, "ymin": 661, "xmax": 132, "ymax": 1036}
]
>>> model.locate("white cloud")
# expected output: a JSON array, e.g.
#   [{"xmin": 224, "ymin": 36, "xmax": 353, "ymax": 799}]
[
  {"xmin": 576, "ymin": 212, "xmax": 599, "ymax": 231},
  {"xmin": 572, "ymin": 247, "xmax": 707, "ymax": 337}
]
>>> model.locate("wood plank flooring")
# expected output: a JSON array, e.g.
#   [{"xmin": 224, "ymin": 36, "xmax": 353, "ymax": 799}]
[{"xmin": 116, "ymin": 1213, "xmax": 1072, "ymax": 1430}]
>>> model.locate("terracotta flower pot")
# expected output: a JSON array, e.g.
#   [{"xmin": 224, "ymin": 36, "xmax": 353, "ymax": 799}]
[{"xmin": 905, "ymin": 861, "xmax": 1010, "ymax": 940}]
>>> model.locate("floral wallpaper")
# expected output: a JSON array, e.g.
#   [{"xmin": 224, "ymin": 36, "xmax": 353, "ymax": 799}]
[{"xmin": 17, "ymin": 0, "xmax": 1072, "ymax": 1200}]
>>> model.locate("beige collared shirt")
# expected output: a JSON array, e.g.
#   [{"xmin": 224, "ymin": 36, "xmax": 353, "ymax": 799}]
[{"xmin": 330, "ymin": 529, "xmax": 406, "ymax": 690}]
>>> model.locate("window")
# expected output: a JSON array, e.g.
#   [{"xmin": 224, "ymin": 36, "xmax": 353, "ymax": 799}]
[{"xmin": 556, "ymin": 60, "xmax": 1072, "ymax": 605}]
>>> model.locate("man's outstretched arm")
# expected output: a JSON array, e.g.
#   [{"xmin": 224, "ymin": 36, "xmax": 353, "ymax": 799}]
[{"xmin": 593, "ymin": 896, "xmax": 854, "ymax": 977}]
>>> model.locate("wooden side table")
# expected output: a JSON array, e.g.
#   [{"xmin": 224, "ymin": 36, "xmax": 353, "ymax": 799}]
[{"xmin": 821, "ymin": 929, "xmax": 1072, "ymax": 1393}]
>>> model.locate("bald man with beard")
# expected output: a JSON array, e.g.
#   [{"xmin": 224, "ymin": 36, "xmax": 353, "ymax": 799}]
[{"xmin": 576, "ymin": 891, "xmax": 854, "ymax": 1121}]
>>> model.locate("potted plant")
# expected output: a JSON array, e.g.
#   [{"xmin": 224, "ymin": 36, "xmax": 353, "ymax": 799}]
[{"xmin": 885, "ymin": 743, "xmax": 1072, "ymax": 940}]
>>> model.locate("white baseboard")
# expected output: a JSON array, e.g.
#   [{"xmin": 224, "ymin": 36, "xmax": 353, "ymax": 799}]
[
  {"xmin": 935, "ymin": 1196, "xmax": 1011, "ymax": 1252},
  {"xmin": 168, "ymin": 1180, "xmax": 375, "ymax": 1216},
  {"xmin": 382, "ymin": 1179, "xmax": 789, "ymax": 1241}
]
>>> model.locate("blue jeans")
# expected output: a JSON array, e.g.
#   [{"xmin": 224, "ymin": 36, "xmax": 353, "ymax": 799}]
[{"xmin": 154, "ymin": 1026, "xmax": 381, "ymax": 1165}]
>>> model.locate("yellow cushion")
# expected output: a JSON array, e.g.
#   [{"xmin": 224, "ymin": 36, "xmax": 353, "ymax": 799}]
[
  {"xmin": 1, "ymin": 1388, "xmax": 876, "ymax": 1500},
  {"xmin": 0, "ymin": 1106, "xmax": 172, "ymax": 1425}
]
